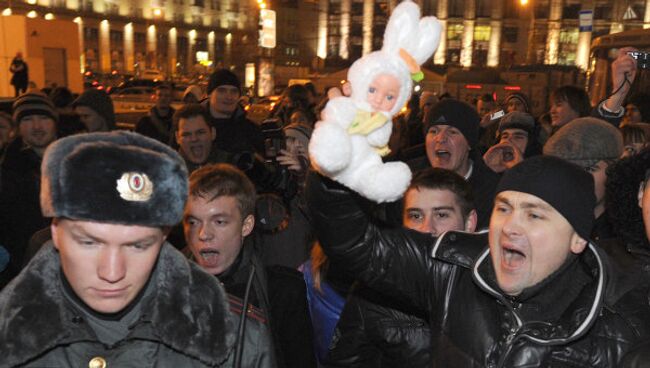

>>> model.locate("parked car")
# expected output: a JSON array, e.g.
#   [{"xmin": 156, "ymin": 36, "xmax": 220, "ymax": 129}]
[
  {"xmin": 140, "ymin": 69, "xmax": 165, "ymax": 81},
  {"xmin": 246, "ymin": 95, "xmax": 280, "ymax": 124}
]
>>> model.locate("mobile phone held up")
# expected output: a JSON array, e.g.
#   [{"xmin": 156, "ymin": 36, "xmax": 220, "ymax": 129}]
[
  {"xmin": 490, "ymin": 110, "xmax": 505, "ymax": 121},
  {"xmin": 627, "ymin": 51, "xmax": 650, "ymax": 69}
]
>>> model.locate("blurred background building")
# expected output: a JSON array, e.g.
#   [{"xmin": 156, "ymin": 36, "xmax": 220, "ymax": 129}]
[{"xmin": 0, "ymin": 0, "xmax": 648, "ymax": 93}]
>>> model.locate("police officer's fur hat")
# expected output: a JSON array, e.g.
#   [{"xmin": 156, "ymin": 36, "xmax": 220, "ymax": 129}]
[{"xmin": 41, "ymin": 131, "xmax": 188, "ymax": 227}]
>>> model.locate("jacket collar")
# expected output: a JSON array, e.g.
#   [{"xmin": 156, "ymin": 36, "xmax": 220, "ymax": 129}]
[
  {"xmin": 471, "ymin": 242, "xmax": 606, "ymax": 345},
  {"xmin": 430, "ymin": 229, "xmax": 489, "ymax": 268},
  {"xmin": 0, "ymin": 242, "xmax": 236, "ymax": 366}
]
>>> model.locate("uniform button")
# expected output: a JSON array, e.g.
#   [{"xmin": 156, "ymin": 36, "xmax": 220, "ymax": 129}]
[
  {"xmin": 88, "ymin": 357, "xmax": 106, "ymax": 368},
  {"xmin": 449, "ymin": 233, "xmax": 457, "ymax": 241},
  {"xmin": 72, "ymin": 316, "xmax": 83, "ymax": 324}
]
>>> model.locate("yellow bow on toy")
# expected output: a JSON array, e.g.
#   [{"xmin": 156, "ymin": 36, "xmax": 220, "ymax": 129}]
[{"xmin": 347, "ymin": 109, "xmax": 391, "ymax": 156}]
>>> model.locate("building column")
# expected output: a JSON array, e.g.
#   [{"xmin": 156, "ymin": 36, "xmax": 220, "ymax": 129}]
[
  {"xmin": 317, "ymin": 0, "xmax": 328, "ymax": 59},
  {"xmin": 225, "ymin": 33, "xmax": 232, "ymax": 68},
  {"xmin": 544, "ymin": 0, "xmax": 563, "ymax": 65},
  {"xmin": 147, "ymin": 25, "xmax": 157, "ymax": 69},
  {"xmin": 168, "ymin": 27, "xmax": 177, "ymax": 76},
  {"xmin": 459, "ymin": 0, "xmax": 476, "ymax": 67},
  {"xmin": 124, "ymin": 23, "xmax": 134, "ymax": 73},
  {"xmin": 99, "ymin": 20, "xmax": 111, "ymax": 73},
  {"xmin": 339, "ymin": 0, "xmax": 350, "ymax": 59},
  {"xmin": 67, "ymin": 0, "xmax": 79, "ymax": 10},
  {"xmin": 644, "ymin": 0, "xmax": 650, "ymax": 29},
  {"xmin": 610, "ymin": 0, "xmax": 626, "ymax": 33},
  {"xmin": 433, "ymin": 0, "xmax": 448, "ymax": 64},
  {"xmin": 73, "ymin": 17, "xmax": 85, "ymax": 73},
  {"xmin": 362, "ymin": 0, "xmax": 373, "ymax": 56},
  {"xmin": 487, "ymin": 1, "xmax": 504, "ymax": 67},
  {"xmin": 576, "ymin": 1, "xmax": 594, "ymax": 70},
  {"xmin": 208, "ymin": 31, "xmax": 215, "ymax": 67},
  {"xmin": 188, "ymin": 29, "xmax": 197, "ymax": 72},
  {"xmin": 460, "ymin": 20, "xmax": 474, "ymax": 67}
]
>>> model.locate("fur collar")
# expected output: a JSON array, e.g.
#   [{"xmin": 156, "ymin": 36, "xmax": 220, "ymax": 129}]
[{"xmin": 0, "ymin": 242, "xmax": 236, "ymax": 366}]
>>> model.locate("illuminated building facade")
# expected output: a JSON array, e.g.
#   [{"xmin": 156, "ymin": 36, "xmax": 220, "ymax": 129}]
[
  {"xmin": 318, "ymin": 0, "xmax": 650, "ymax": 69},
  {"xmin": 0, "ymin": 0, "xmax": 261, "ymax": 76}
]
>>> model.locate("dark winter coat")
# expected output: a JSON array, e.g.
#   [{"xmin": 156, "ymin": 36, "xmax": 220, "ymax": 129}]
[
  {"xmin": 326, "ymin": 285, "xmax": 430, "ymax": 367},
  {"xmin": 619, "ymin": 340, "xmax": 650, "ymax": 368},
  {"xmin": 135, "ymin": 106, "xmax": 176, "ymax": 145},
  {"xmin": 202, "ymin": 102, "xmax": 264, "ymax": 155},
  {"xmin": 466, "ymin": 154, "xmax": 500, "ymax": 229},
  {"xmin": 188, "ymin": 241, "xmax": 316, "ymax": 368},
  {"xmin": 9, "ymin": 58, "xmax": 28, "ymax": 88},
  {"xmin": 0, "ymin": 138, "xmax": 49, "ymax": 281},
  {"xmin": 306, "ymin": 173, "xmax": 650, "ymax": 367},
  {"xmin": 0, "ymin": 242, "xmax": 273, "ymax": 367}
]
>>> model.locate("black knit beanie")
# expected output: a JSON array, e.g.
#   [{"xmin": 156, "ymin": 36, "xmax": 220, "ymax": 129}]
[
  {"xmin": 496, "ymin": 155, "xmax": 595, "ymax": 241},
  {"xmin": 424, "ymin": 98, "xmax": 480, "ymax": 149},
  {"xmin": 13, "ymin": 92, "xmax": 58, "ymax": 124},
  {"xmin": 207, "ymin": 69, "xmax": 241, "ymax": 96},
  {"xmin": 72, "ymin": 89, "xmax": 116, "ymax": 130}
]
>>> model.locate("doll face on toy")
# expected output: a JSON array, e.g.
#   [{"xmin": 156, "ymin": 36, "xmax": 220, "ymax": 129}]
[{"xmin": 367, "ymin": 74, "xmax": 401, "ymax": 113}]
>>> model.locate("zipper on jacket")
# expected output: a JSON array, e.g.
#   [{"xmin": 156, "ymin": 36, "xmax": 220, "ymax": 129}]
[
  {"xmin": 495, "ymin": 298, "xmax": 523, "ymax": 368},
  {"xmin": 497, "ymin": 325, "xmax": 521, "ymax": 368}
]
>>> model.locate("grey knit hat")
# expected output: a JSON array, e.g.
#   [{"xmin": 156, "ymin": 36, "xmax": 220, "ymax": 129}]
[
  {"xmin": 498, "ymin": 111, "xmax": 535, "ymax": 135},
  {"xmin": 12, "ymin": 92, "xmax": 58, "ymax": 124},
  {"xmin": 41, "ymin": 131, "xmax": 188, "ymax": 227},
  {"xmin": 543, "ymin": 117, "xmax": 623, "ymax": 167}
]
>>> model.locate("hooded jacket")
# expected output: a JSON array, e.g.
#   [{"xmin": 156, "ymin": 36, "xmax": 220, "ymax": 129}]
[
  {"xmin": 72, "ymin": 89, "xmax": 116, "ymax": 131},
  {"xmin": 0, "ymin": 242, "xmax": 273, "ymax": 368},
  {"xmin": 306, "ymin": 173, "xmax": 650, "ymax": 367}
]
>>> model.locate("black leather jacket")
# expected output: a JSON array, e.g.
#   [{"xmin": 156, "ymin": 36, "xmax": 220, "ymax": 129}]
[
  {"xmin": 326, "ymin": 284, "xmax": 430, "ymax": 367},
  {"xmin": 306, "ymin": 173, "xmax": 650, "ymax": 367}
]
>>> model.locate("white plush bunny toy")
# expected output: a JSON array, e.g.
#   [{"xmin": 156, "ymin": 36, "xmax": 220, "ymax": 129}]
[{"xmin": 309, "ymin": 0, "xmax": 441, "ymax": 203}]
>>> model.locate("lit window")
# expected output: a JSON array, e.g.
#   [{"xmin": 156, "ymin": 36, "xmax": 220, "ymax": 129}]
[
  {"xmin": 447, "ymin": 24, "xmax": 463, "ymax": 41},
  {"xmin": 474, "ymin": 25, "xmax": 491, "ymax": 42}
]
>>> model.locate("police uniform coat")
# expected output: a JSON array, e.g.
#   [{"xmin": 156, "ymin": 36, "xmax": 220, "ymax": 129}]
[{"xmin": 0, "ymin": 242, "xmax": 273, "ymax": 368}]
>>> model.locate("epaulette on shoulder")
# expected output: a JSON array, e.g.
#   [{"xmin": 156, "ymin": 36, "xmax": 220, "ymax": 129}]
[
  {"xmin": 430, "ymin": 230, "xmax": 489, "ymax": 268},
  {"xmin": 228, "ymin": 293, "xmax": 268, "ymax": 324}
]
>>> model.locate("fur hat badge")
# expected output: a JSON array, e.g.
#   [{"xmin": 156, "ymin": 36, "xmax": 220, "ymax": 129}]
[{"xmin": 40, "ymin": 131, "xmax": 188, "ymax": 227}]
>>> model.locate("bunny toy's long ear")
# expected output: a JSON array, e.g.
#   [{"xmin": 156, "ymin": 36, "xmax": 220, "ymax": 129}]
[{"xmin": 381, "ymin": 0, "xmax": 441, "ymax": 66}]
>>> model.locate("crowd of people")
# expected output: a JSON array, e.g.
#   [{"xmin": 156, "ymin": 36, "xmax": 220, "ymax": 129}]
[{"xmin": 1, "ymin": 44, "xmax": 650, "ymax": 367}]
